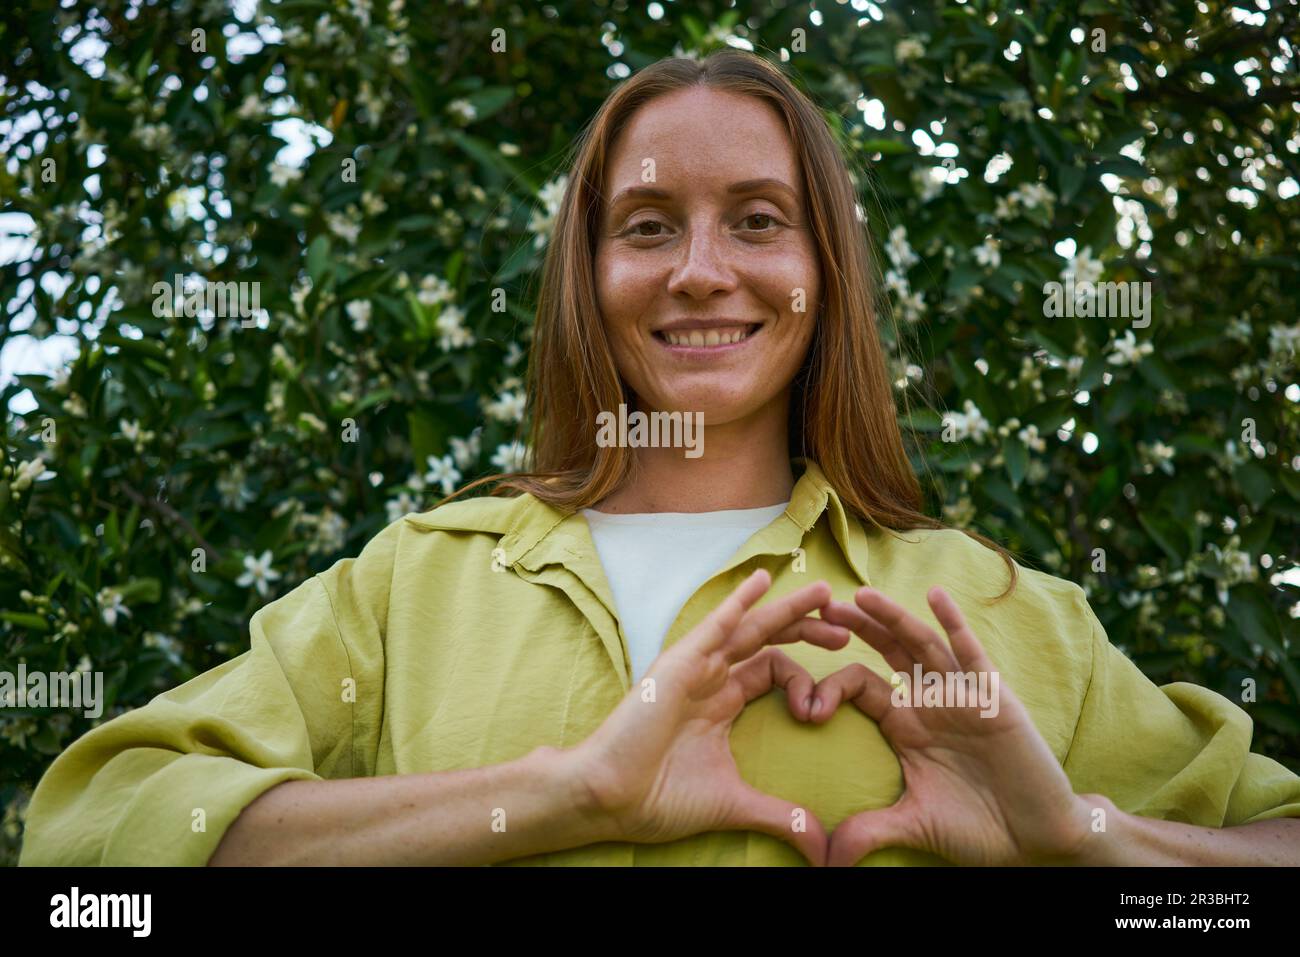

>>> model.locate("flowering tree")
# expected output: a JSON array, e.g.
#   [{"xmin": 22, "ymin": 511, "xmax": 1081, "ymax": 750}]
[{"xmin": 1, "ymin": 0, "xmax": 1297, "ymax": 864}]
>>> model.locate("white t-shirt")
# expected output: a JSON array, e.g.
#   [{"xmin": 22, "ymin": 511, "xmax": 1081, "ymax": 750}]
[{"xmin": 580, "ymin": 502, "xmax": 791, "ymax": 684}]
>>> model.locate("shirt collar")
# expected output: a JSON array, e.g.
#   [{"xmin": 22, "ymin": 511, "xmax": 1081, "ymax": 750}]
[{"xmin": 479, "ymin": 456, "xmax": 870, "ymax": 587}]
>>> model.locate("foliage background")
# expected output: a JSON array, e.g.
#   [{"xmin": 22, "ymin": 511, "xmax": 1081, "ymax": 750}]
[{"xmin": 2, "ymin": 0, "xmax": 1298, "ymax": 866}]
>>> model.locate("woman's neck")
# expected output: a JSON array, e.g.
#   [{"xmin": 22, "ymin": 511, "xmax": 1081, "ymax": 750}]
[{"xmin": 590, "ymin": 398, "xmax": 795, "ymax": 514}]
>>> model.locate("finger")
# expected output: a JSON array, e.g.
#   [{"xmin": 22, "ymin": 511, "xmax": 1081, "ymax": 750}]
[
  {"xmin": 820, "ymin": 600, "xmax": 914, "ymax": 676},
  {"xmin": 726, "ymin": 785, "xmax": 830, "ymax": 866},
  {"xmin": 721, "ymin": 579, "xmax": 836, "ymax": 663},
  {"xmin": 808, "ymin": 663, "xmax": 894, "ymax": 724},
  {"xmin": 827, "ymin": 805, "xmax": 921, "ymax": 867},
  {"xmin": 855, "ymin": 587, "xmax": 959, "ymax": 675},
  {"xmin": 694, "ymin": 569, "xmax": 774, "ymax": 653},
  {"xmin": 730, "ymin": 648, "xmax": 817, "ymax": 721},
  {"xmin": 755, "ymin": 615, "xmax": 851, "ymax": 653},
  {"xmin": 927, "ymin": 586, "xmax": 991, "ymax": 672}
]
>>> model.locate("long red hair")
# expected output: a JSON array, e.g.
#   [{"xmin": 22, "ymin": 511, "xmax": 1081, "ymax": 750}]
[{"xmin": 438, "ymin": 49, "xmax": 1017, "ymax": 599}]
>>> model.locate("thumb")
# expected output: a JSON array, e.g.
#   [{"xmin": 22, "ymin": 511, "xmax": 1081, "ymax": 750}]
[
  {"xmin": 827, "ymin": 804, "xmax": 920, "ymax": 867},
  {"xmin": 725, "ymin": 783, "xmax": 829, "ymax": 866}
]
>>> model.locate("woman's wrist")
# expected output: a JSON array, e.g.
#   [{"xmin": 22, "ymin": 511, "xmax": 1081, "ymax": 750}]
[
  {"xmin": 529, "ymin": 743, "xmax": 626, "ymax": 849},
  {"xmin": 1054, "ymin": 793, "xmax": 1124, "ymax": 865}
]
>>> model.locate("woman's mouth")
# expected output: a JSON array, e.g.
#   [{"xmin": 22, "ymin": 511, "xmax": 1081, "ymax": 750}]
[{"xmin": 652, "ymin": 323, "xmax": 761, "ymax": 350}]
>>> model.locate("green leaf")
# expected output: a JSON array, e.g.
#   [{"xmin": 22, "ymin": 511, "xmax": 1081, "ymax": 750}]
[
  {"xmin": 1004, "ymin": 439, "xmax": 1028, "ymax": 489},
  {"xmin": 1224, "ymin": 586, "xmax": 1286, "ymax": 660},
  {"xmin": 115, "ymin": 578, "xmax": 161, "ymax": 605},
  {"xmin": 1136, "ymin": 510, "xmax": 1188, "ymax": 563},
  {"xmin": 307, "ymin": 235, "xmax": 332, "ymax": 285},
  {"xmin": 0, "ymin": 611, "xmax": 50, "ymax": 632}
]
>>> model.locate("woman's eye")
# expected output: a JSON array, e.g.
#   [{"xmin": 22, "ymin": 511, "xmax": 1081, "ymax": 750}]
[
  {"xmin": 741, "ymin": 213, "xmax": 777, "ymax": 231},
  {"xmin": 630, "ymin": 220, "xmax": 666, "ymax": 237}
]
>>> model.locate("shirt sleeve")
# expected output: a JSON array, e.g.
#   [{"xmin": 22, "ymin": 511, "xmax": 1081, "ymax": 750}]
[
  {"xmin": 18, "ymin": 519, "xmax": 400, "ymax": 867},
  {"xmin": 1061, "ymin": 591, "xmax": 1300, "ymax": 827}
]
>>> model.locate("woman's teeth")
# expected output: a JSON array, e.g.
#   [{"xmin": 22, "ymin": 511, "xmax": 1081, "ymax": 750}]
[{"xmin": 660, "ymin": 326, "xmax": 754, "ymax": 347}]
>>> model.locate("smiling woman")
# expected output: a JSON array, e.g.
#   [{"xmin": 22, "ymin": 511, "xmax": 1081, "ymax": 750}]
[{"xmin": 18, "ymin": 50, "xmax": 1300, "ymax": 868}]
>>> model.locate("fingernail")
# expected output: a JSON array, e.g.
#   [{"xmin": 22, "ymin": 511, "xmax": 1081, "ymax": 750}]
[
  {"xmin": 803, "ymin": 695, "xmax": 813, "ymax": 714},
  {"xmin": 811, "ymin": 698, "xmax": 822, "ymax": 717}
]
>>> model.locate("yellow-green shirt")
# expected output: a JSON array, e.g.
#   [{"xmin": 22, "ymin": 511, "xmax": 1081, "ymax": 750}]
[{"xmin": 19, "ymin": 459, "xmax": 1300, "ymax": 865}]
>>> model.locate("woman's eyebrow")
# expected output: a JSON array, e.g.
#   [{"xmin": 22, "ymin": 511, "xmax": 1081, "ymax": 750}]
[
  {"xmin": 606, "ymin": 185, "xmax": 671, "ymax": 209},
  {"xmin": 727, "ymin": 178, "xmax": 800, "ymax": 204},
  {"xmin": 605, "ymin": 178, "xmax": 799, "ymax": 211}
]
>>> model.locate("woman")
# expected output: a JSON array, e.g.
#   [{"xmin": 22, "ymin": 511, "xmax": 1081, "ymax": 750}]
[{"xmin": 20, "ymin": 50, "xmax": 1300, "ymax": 867}]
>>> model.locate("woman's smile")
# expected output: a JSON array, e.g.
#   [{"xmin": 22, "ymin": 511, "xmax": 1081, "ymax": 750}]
[{"xmin": 652, "ymin": 320, "xmax": 763, "ymax": 354}]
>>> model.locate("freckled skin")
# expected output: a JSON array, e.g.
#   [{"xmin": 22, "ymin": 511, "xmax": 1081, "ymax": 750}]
[{"xmin": 594, "ymin": 87, "xmax": 822, "ymax": 427}]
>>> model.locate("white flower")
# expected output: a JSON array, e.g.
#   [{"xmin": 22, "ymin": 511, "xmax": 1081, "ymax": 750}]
[
  {"xmin": 943, "ymin": 400, "xmax": 991, "ymax": 442},
  {"xmin": 897, "ymin": 288, "xmax": 925, "ymax": 323},
  {"xmin": 236, "ymin": 94, "xmax": 265, "ymax": 120},
  {"xmin": 61, "ymin": 394, "xmax": 87, "ymax": 418},
  {"xmin": 291, "ymin": 276, "xmax": 313, "ymax": 313},
  {"xmin": 498, "ymin": 142, "xmax": 520, "ymax": 156},
  {"xmin": 435, "ymin": 305, "xmax": 475, "ymax": 351},
  {"xmin": 911, "ymin": 167, "xmax": 944, "ymax": 203},
  {"xmin": 346, "ymin": 299, "xmax": 372, "ymax": 332},
  {"xmin": 895, "ymin": 38, "xmax": 925, "ymax": 62},
  {"xmin": 504, "ymin": 341, "xmax": 524, "ymax": 367},
  {"xmin": 1000, "ymin": 94, "xmax": 1034, "ymax": 122},
  {"xmin": 883, "ymin": 269, "xmax": 910, "ymax": 298},
  {"xmin": 386, "ymin": 489, "xmax": 420, "ymax": 523},
  {"xmin": 313, "ymin": 13, "xmax": 342, "ymax": 46},
  {"xmin": 1062, "ymin": 246, "xmax": 1104, "ymax": 285},
  {"xmin": 528, "ymin": 174, "xmax": 569, "ymax": 249},
  {"xmin": 1014, "ymin": 182, "xmax": 1054, "ymax": 210},
  {"xmin": 1017, "ymin": 424, "xmax": 1046, "ymax": 452},
  {"xmin": 269, "ymin": 162, "xmax": 303, "ymax": 188},
  {"xmin": 1107, "ymin": 330, "xmax": 1154, "ymax": 366},
  {"xmin": 1139, "ymin": 439, "xmax": 1176, "ymax": 475},
  {"xmin": 349, "ymin": 0, "xmax": 373, "ymax": 28},
  {"xmin": 1269, "ymin": 323, "xmax": 1299, "ymax": 358},
  {"xmin": 424, "ymin": 454, "xmax": 462, "ymax": 494},
  {"xmin": 974, "ymin": 236, "xmax": 1001, "ymax": 269},
  {"xmin": 11, "ymin": 457, "xmax": 52, "ymax": 492},
  {"xmin": 449, "ymin": 429, "xmax": 482, "ymax": 469},
  {"xmin": 326, "ymin": 208, "xmax": 361, "ymax": 245},
  {"xmin": 131, "ymin": 122, "xmax": 171, "ymax": 151},
  {"xmin": 217, "ymin": 465, "xmax": 257, "ymax": 511},
  {"xmin": 885, "ymin": 224, "xmax": 919, "ymax": 270},
  {"xmin": 447, "ymin": 99, "xmax": 477, "ymax": 124},
  {"xmin": 417, "ymin": 275, "xmax": 455, "ymax": 307},
  {"xmin": 49, "ymin": 365, "xmax": 72, "ymax": 393},
  {"xmin": 236, "ymin": 550, "xmax": 282, "ymax": 598},
  {"xmin": 97, "ymin": 587, "xmax": 131, "ymax": 626},
  {"xmin": 485, "ymin": 389, "xmax": 527, "ymax": 424},
  {"xmin": 491, "ymin": 440, "xmax": 530, "ymax": 472}
]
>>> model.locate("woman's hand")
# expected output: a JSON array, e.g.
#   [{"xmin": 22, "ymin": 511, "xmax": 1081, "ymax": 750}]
[
  {"xmin": 573, "ymin": 568, "xmax": 851, "ymax": 865},
  {"xmin": 814, "ymin": 585, "xmax": 1094, "ymax": 866}
]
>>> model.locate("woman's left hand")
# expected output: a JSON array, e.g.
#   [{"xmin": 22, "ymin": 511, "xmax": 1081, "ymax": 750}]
[{"xmin": 815, "ymin": 586, "xmax": 1095, "ymax": 866}]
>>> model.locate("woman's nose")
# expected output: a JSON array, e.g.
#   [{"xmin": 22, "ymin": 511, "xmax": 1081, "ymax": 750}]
[{"xmin": 665, "ymin": 226, "xmax": 739, "ymax": 300}]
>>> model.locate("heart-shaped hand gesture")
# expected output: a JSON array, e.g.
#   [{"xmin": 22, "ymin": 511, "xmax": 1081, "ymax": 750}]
[
  {"xmin": 574, "ymin": 569, "xmax": 850, "ymax": 864},
  {"xmin": 811, "ymin": 585, "xmax": 1093, "ymax": 866}
]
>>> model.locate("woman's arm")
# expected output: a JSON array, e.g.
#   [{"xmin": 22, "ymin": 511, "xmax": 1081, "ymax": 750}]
[
  {"xmin": 208, "ymin": 745, "xmax": 613, "ymax": 866},
  {"xmin": 211, "ymin": 570, "xmax": 851, "ymax": 866},
  {"xmin": 1069, "ymin": 795, "xmax": 1300, "ymax": 866}
]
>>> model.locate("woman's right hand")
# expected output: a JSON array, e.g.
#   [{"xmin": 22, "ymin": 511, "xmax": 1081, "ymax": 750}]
[{"xmin": 571, "ymin": 568, "xmax": 850, "ymax": 864}]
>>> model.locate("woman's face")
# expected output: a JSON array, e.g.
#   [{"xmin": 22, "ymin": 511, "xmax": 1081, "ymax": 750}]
[{"xmin": 594, "ymin": 87, "xmax": 822, "ymax": 428}]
